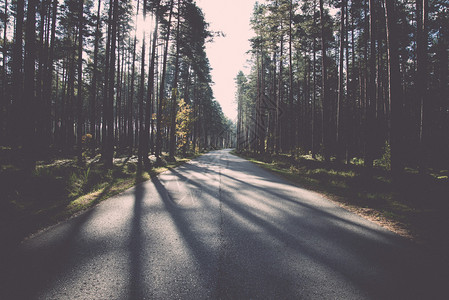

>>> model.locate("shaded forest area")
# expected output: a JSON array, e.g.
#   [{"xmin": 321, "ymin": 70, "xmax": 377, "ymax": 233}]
[
  {"xmin": 237, "ymin": 0, "xmax": 449, "ymax": 175},
  {"xmin": 236, "ymin": 0, "xmax": 449, "ymax": 250},
  {"xmin": 0, "ymin": 0, "xmax": 234, "ymax": 244}
]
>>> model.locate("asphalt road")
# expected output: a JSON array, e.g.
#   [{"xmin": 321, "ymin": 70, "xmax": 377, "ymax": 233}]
[{"xmin": 1, "ymin": 149, "xmax": 447, "ymax": 299}]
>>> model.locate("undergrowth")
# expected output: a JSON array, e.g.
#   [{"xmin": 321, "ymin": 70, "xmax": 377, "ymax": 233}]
[{"xmin": 0, "ymin": 152, "xmax": 199, "ymax": 248}]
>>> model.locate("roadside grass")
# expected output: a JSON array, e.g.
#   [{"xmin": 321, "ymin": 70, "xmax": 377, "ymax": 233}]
[
  {"xmin": 234, "ymin": 150, "xmax": 449, "ymax": 252},
  {"xmin": 0, "ymin": 151, "xmax": 201, "ymax": 247}
]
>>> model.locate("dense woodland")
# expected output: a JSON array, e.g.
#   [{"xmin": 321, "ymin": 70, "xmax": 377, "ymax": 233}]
[
  {"xmin": 236, "ymin": 0, "xmax": 449, "ymax": 176},
  {"xmin": 0, "ymin": 0, "xmax": 234, "ymax": 170}
]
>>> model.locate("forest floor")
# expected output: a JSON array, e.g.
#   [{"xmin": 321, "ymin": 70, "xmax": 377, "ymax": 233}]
[
  {"xmin": 0, "ymin": 150, "xmax": 203, "ymax": 249},
  {"xmin": 234, "ymin": 150, "xmax": 449, "ymax": 261}
]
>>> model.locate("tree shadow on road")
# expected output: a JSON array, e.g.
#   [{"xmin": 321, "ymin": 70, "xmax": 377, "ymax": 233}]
[
  {"xmin": 128, "ymin": 163, "xmax": 148, "ymax": 299},
  {"xmin": 152, "ymin": 159, "xmax": 447, "ymax": 299}
]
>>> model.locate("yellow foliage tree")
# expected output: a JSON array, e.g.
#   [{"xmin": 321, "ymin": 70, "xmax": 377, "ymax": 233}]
[{"xmin": 176, "ymin": 99, "xmax": 194, "ymax": 152}]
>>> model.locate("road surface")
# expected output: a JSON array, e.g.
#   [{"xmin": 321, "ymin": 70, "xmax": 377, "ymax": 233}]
[{"xmin": 1, "ymin": 150, "xmax": 446, "ymax": 299}]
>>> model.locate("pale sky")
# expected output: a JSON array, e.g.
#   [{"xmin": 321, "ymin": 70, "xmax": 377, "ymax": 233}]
[{"xmin": 196, "ymin": 0, "xmax": 259, "ymax": 121}]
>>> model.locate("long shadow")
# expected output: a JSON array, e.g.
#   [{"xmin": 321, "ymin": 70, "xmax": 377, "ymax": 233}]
[
  {"xmin": 218, "ymin": 189, "xmax": 421, "ymax": 298},
  {"xmin": 152, "ymin": 176, "xmax": 220, "ymax": 295},
  {"xmin": 128, "ymin": 169, "xmax": 145, "ymax": 299},
  {"xmin": 170, "ymin": 162, "xmax": 404, "ymax": 244},
  {"xmin": 171, "ymin": 154, "xmax": 407, "ymax": 247},
  {"xmin": 167, "ymin": 152, "xmax": 408, "ymax": 246},
  {"xmin": 153, "ymin": 153, "xmax": 444, "ymax": 299}
]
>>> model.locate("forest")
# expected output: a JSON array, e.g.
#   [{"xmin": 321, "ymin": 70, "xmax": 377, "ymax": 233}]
[
  {"xmin": 1, "ymin": 0, "xmax": 449, "ymax": 281},
  {"xmin": 236, "ymin": 0, "xmax": 449, "ymax": 176},
  {"xmin": 0, "ymin": 0, "xmax": 234, "ymax": 171},
  {"xmin": 0, "ymin": 0, "xmax": 235, "ymax": 243}
]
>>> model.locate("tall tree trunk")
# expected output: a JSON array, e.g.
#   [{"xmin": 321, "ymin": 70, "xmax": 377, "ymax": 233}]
[
  {"xmin": 288, "ymin": 0, "xmax": 294, "ymax": 153},
  {"xmin": 11, "ymin": 0, "xmax": 24, "ymax": 149},
  {"xmin": 138, "ymin": 0, "xmax": 147, "ymax": 165},
  {"xmin": 127, "ymin": 0, "xmax": 140, "ymax": 154},
  {"xmin": 117, "ymin": 32, "xmax": 125, "ymax": 148},
  {"xmin": 76, "ymin": 0, "xmax": 84, "ymax": 162},
  {"xmin": 43, "ymin": 0, "xmax": 58, "ymax": 151},
  {"xmin": 365, "ymin": 0, "xmax": 376, "ymax": 168},
  {"xmin": 23, "ymin": 0, "xmax": 38, "ymax": 170},
  {"xmin": 254, "ymin": 51, "xmax": 261, "ymax": 153},
  {"xmin": 345, "ymin": 0, "xmax": 351, "ymax": 164},
  {"xmin": 36, "ymin": 0, "xmax": 46, "ymax": 154},
  {"xmin": 147, "ymin": 13, "xmax": 159, "ymax": 157},
  {"xmin": 258, "ymin": 50, "xmax": 266, "ymax": 153},
  {"xmin": 311, "ymin": 0, "xmax": 317, "ymax": 159},
  {"xmin": 90, "ymin": 0, "xmax": 101, "ymax": 155},
  {"xmin": 437, "ymin": 35, "xmax": 448, "ymax": 165},
  {"xmin": 268, "ymin": 51, "xmax": 277, "ymax": 153},
  {"xmin": 384, "ymin": 0, "xmax": 403, "ymax": 177},
  {"xmin": 337, "ymin": 0, "xmax": 346, "ymax": 162},
  {"xmin": 155, "ymin": 0, "xmax": 174, "ymax": 159},
  {"xmin": 319, "ymin": 0, "xmax": 330, "ymax": 162},
  {"xmin": 416, "ymin": 0, "xmax": 428, "ymax": 172},
  {"xmin": 1, "ymin": 0, "xmax": 8, "ymax": 142},
  {"xmin": 107, "ymin": 0, "xmax": 119, "ymax": 167},
  {"xmin": 102, "ymin": 0, "xmax": 118, "ymax": 168},
  {"xmin": 169, "ymin": 0, "xmax": 181, "ymax": 160},
  {"xmin": 66, "ymin": 39, "xmax": 76, "ymax": 152},
  {"xmin": 276, "ymin": 22, "xmax": 283, "ymax": 154},
  {"xmin": 102, "ymin": 0, "xmax": 113, "ymax": 163}
]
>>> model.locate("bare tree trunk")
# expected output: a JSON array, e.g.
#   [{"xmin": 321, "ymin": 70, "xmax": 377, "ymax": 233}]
[
  {"xmin": 337, "ymin": 0, "xmax": 346, "ymax": 162},
  {"xmin": 66, "ymin": 39, "xmax": 76, "ymax": 152},
  {"xmin": 384, "ymin": 0, "xmax": 403, "ymax": 177},
  {"xmin": 319, "ymin": 0, "xmax": 330, "ymax": 162},
  {"xmin": 11, "ymin": 0, "xmax": 24, "ymax": 149},
  {"xmin": 35, "ymin": 0, "xmax": 46, "ymax": 154},
  {"xmin": 276, "ymin": 22, "xmax": 283, "ymax": 154},
  {"xmin": 23, "ymin": 0, "xmax": 38, "ymax": 170},
  {"xmin": 312, "ymin": 0, "xmax": 317, "ymax": 159},
  {"xmin": 345, "ymin": 0, "xmax": 351, "ymax": 164},
  {"xmin": 258, "ymin": 50, "xmax": 266, "ymax": 153},
  {"xmin": 102, "ymin": 0, "xmax": 118, "ymax": 168},
  {"xmin": 43, "ymin": 0, "xmax": 58, "ymax": 151},
  {"xmin": 76, "ymin": 0, "xmax": 84, "ymax": 162},
  {"xmin": 288, "ymin": 0, "xmax": 294, "ymax": 153},
  {"xmin": 138, "ymin": 0, "xmax": 147, "ymax": 165},
  {"xmin": 102, "ymin": 0, "xmax": 113, "ymax": 163},
  {"xmin": 90, "ymin": 0, "xmax": 101, "ymax": 155},
  {"xmin": 416, "ymin": 0, "xmax": 428, "ymax": 172},
  {"xmin": 364, "ymin": 0, "xmax": 376, "ymax": 168},
  {"xmin": 127, "ymin": 0, "xmax": 140, "ymax": 155},
  {"xmin": 437, "ymin": 35, "xmax": 448, "ymax": 165},
  {"xmin": 169, "ymin": 0, "xmax": 181, "ymax": 160},
  {"xmin": 1, "ymin": 0, "xmax": 8, "ymax": 142},
  {"xmin": 156, "ymin": 0, "xmax": 174, "ymax": 159},
  {"xmin": 107, "ymin": 0, "xmax": 119, "ymax": 166},
  {"xmin": 147, "ymin": 13, "xmax": 159, "ymax": 157}
]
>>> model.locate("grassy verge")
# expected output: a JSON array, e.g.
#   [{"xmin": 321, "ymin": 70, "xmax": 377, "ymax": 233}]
[
  {"xmin": 233, "ymin": 150, "xmax": 449, "ymax": 252},
  {"xmin": 0, "ymin": 152, "xmax": 202, "ymax": 247}
]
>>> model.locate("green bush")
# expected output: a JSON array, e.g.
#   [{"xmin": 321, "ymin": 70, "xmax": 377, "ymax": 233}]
[{"xmin": 377, "ymin": 141, "xmax": 391, "ymax": 170}]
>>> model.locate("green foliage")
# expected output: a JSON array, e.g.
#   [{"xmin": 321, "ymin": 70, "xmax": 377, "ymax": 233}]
[
  {"xmin": 375, "ymin": 142, "xmax": 391, "ymax": 170},
  {"xmin": 1, "ymin": 150, "xmax": 203, "ymax": 247},
  {"xmin": 350, "ymin": 157, "xmax": 365, "ymax": 166},
  {"xmin": 176, "ymin": 98, "xmax": 194, "ymax": 151}
]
